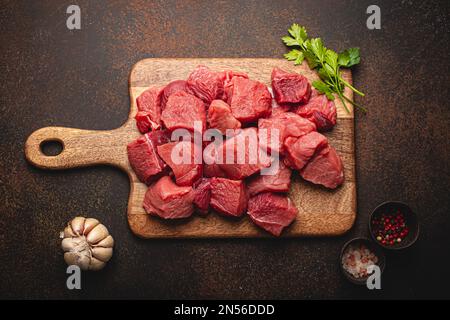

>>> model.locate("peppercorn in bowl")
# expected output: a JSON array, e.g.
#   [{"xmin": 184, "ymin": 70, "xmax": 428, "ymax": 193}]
[{"xmin": 369, "ymin": 201, "xmax": 419, "ymax": 250}]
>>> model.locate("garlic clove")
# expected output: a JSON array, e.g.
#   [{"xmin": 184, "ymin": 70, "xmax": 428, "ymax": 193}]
[
  {"xmin": 92, "ymin": 247, "xmax": 113, "ymax": 262},
  {"xmin": 64, "ymin": 226, "xmax": 76, "ymax": 238},
  {"xmin": 77, "ymin": 254, "xmax": 91, "ymax": 270},
  {"xmin": 70, "ymin": 217, "xmax": 86, "ymax": 236},
  {"xmin": 64, "ymin": 252, "xmax": 90, "ymax": 271},
  {"xmin": 89, "ymin": 257, "xmax": 106, "ymax": 271},
  {"xmin": 95, "ymin": 235, "xmax": 114, "ymax": 248},
  {"xmin": 86, "ymin": 224, "xmax": 109, "ymax": 244},
  {"xmin": 83, "ymin": 218, "xmax": 100, "ymax": 235},
  {"xmin": 61, "ymin": 237, "xmax": 77, "ymax": 252},
  {"xmin": 64, "ymin": 252, "xmax": 78, "ymax": 266}
]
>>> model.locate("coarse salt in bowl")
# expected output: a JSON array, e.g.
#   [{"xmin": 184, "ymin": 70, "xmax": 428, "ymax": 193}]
[{"xmin": 340, "ymin": 237, "xmax": 386, "ymax": 285}]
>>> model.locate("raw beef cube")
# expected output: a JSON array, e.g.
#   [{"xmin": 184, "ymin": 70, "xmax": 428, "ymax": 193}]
[
  {"xmin": 207, "ymin": 99, "xmax": 241, "ymax": 134},
  {"xmin": 270, "ymin": 101, "xmax": 292, "ymax": 117},
  {"xmin": 220, "ymin": 70, "xmax": 249, "ymax": 103},
  {"xmin": 283, "ymin": 132, "xmax": 328, "ymax": 170},
  {"xmin": 258, "ymin": 112, "xmax": 316, "ymax": 154},
  {"xmin": 217, "ymin": 128, "xmax": 268, "ymax": 180},
  {"xmin": 220, "ymin": 70, "xmax": 249, "ymax": 82},
  {"xmin": 203, "ymin": 141, "xmax": 228, "ymax": 178},
  {"xmin": 229, "ymin": 77, "xmax": 272, "ymax": 123},
  {"xmin": 203, "ymin": 163, "xmax": 227, "ymax": 178},
  {"xmin": 300, "ymin": 145, "xmax": 344, "ymax": 189},
  {"xmin": 310, "ymin": 88, "xmax": 320, "ymax": 97},
  {"xmin": 296, "ymin": 94, "xmax": 337, "ymax": 131},
  {"xmin": 204, "ymin": 165, "xmax": 227, "ymax": 178},
  {"xmin": 268, "ymin": 86, "xmax": 293, "ymax": 116},
  {"xmin": 135, "ymin": 111, "xmax": 155, "ymax": 134},
  {"xmin": 161, "ymin": 80, "xmax": 192, "ymax": 109},
  {"xmin": 193, "ymin": 178, "xmax": 211, "ymax": 215},
  {"xmin": 247, "ymin": 192, "xmax": 298, "ymax": 236},
  {"xmin": 271, "ymin": 68, "xmax": 311, "ymax": 105},
  {"xmin": 247, "ymin": 161, "xmax": 292, "ymax": 196},
  {"xmin": 150, "ymin": 129, "xmax": 172, "ymax": 145},
  {"xmin": 143, "ymin": 176, "xmax": 194, "ymax": 219},
  {"xmin": 127, "ymin": 131, "xmax": 171, "ymax": 184},
  {"xmin": 210, "ymin": 178, "xmax": 248, "ymax": 217},
  {"xmin": 187, "ymin": 65, "xmax": 223, "ymax": 104},
  {"xmin": 136, "ymin": 87, "xmax": 164, "ymax": 131},
  {"xmin": 157, "ymin": 140, "xmax": 202, "ymax": 186},
  {"xmin": 161, "ymin": 91, "xmax": 206, "ymax": 132}
]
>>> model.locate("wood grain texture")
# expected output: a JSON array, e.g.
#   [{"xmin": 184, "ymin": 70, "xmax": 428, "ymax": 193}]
[{"xmin": 25, "ymin": 58, "xmax": 356, "ymax": 238}]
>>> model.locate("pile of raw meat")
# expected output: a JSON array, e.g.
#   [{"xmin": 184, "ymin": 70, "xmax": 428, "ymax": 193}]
[{"xmin": 127, "ymin": 65, "xmax": 344, "ymax": 236}]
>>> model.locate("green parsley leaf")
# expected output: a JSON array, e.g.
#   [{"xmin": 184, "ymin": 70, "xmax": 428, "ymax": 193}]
[
  {"xmin": 309, "ymin": 38, "xmax": 325, "ymax": 62},
  {"xmin": 323, "ymin": 64, "xmax": 336, "ymax": 78},
  {"xmin": 288, "ymin": 23, "xmax": 307, "ymax": 44},
  {"xmin": 282, "ymin": 36, "xmax": 300, "ymax": 47},
  {"xmin": 302, "ymin": 40, "xmax": 319, "ymax": 69},
  {"xmin": 317, "ymin": 68, "xmax": 329, "ymax": 81},
  {"xmin": 294, "ymin": 52, "xmax": 305, "ymax": 65},
  {"xmin": 325, "ymin": 92, "xmax": 335, "ymax": 100},
  {"xmin": 325, "ymin": 49, "xmax": 338, "ymax": 71},
  {"xmin": 338, "ymin": 48, "xmax": 360, "ymax": 67},
  {"xmin": 282, "ymin": 24, "xmax": 365, "ymax": 112},
  {"xmin": 312, "ymin": 80, "xmax": 335, "ymax": 100},
  {"xmin": 337, "ymin": 51, "xmax": 350, "ymax": 67},
  {"xmin": 284, "ymin": 49, "xmax": 304, "ymax": 65}
]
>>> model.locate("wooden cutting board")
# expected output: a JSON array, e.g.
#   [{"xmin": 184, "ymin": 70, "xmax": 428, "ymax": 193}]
[{"xmin": 25, "ymin": 58, "xmax": 356, "ymax": 238}]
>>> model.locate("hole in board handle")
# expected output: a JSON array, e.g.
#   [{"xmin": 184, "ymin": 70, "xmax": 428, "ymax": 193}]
[{"xmin": 40, "ymin": 139, "xmax": 64, "ymax": 157}]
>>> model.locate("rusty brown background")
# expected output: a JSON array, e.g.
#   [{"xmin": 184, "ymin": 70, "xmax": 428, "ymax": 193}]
[{"xmin": 1, "ymin": 0, "xmax": 449, "ymax": 299}]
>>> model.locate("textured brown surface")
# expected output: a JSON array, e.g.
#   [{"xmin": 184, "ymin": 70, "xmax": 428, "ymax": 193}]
[
  {"xmin": 25, "ymin": 58, "xmax": 356, "ymax": 238},
  {"xmin": 1, "ymin": 0, "xmax": 450, "ymax": 298}
]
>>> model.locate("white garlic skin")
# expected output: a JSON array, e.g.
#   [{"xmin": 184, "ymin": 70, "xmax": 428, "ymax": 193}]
[{"xmin": 60, "ymin": 217, "xmax": 114, "ymax": 271}]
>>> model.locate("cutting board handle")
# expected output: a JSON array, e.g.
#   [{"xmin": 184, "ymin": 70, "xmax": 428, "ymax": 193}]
[{"xmin": 25, "ymin": 124, "xmax": 136, "ymax": 170}]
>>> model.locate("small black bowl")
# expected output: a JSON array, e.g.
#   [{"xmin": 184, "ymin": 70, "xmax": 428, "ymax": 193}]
[
  {"xmin": 340, "ymin": 237, "xmax": 386, "ymax": 285},
  {"xmin": 369, "ymin": 201, "xmax": 419, "ymax": 250}
]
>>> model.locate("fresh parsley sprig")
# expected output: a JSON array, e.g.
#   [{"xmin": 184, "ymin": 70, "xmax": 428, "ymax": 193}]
[{"xmin": 282, "ymin": 23, "xmax": 366, "ymax": 112}]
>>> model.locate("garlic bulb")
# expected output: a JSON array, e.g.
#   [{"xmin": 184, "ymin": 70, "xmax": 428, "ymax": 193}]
[{"xmin": 60, "ymin": 217, "xmax": 114, "ymax": 271}]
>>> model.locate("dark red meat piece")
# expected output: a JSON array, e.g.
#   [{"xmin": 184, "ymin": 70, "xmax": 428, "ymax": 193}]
[
  {"xmin": 203, "ymin": 141, "xmax": 228, "ymax": 178},
  {"xmin": 143, "ymin": 176, "xmax": 194, "ymax": 219},
  {"xmin": 187, "ymin": 65, "xmax": 223, "ymax": 104},
  {"xmin": 127, "ymin": 130, "xmax": 171, "ymax": 184},
  {"xmin": 300, "ymin": 145, "xmax": 344, "ymax": 189},
  {"xmin": 210, "ymin": 177, "xmax": 248, "ymax": 217},
  {"xmin": 271, "ymin": 68, "xmax": 311, "ymax": 105},
  {"xmin": 135, "ymin": 111, "xmax": 155, "ymax": 134},
  {"xmin": 161, "ymin": 91, "xmax": 206, "ymax": 133},
  {"xmin": 258, "ymin": 112, "xmax": 316, "ymax": 154},
  {"xmin": 161, "ymin": 80, "xmax": 192, "ymax": 109},
  {"xmin": 270, "ymin": 101, "xmax": 292, "ymax": 117},
  {"xmin": 193, "ymin": 178, "xmax": 211, "ymax": 215},
  {"xmin": 247, "ymin": 161, "xmax": 292, "ymax": 196},
  {"xmin": 220, "ymin": 70, "xmax": 249, "ymax": 103},
  {"xmin": 217, "ymin": 128, "xmax": 269, "ymax": 180},
  {"xmin": 229, "ymin": 77, "xmax": 272, "ymax": 123},
  {"xmin": 136, "ymin": 87, "xmax": 164, "ymax": 131},
  {"xmin": 207, "ymin": 99, "xmax": 241, "ymax": 134},
  {"xmin": 296, "ymin": 94, "xmax": 337, "ymax": 131},
  {"xmin": 283, "ymin": 132, "xmax": 328, "ymax": 170},
  {"xmin": 157, "ymin": 140, "xmax": 202, "ymax": 186},
  {"xmin": 247, "ymin": 192, "xmax": 298, "ymax": 236},
  {"xmin": 150, "ymin": 129, "xmax": 172, "ymax": 145}
]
